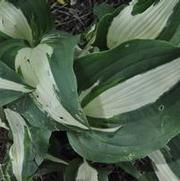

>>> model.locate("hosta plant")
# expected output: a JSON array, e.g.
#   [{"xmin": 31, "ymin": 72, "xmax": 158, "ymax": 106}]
[{"xmin": 0, "ymin": 0, "xmax": 180, "ymax": 180}]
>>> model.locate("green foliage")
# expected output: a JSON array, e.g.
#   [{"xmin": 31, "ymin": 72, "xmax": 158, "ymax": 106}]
[
  {"xmin": 0, "ymin": 0, "xmax": 180, "ymax": 180},
  {"xmin": 132, "ymin": 0, "xmax": 160, "ymax": 15}
]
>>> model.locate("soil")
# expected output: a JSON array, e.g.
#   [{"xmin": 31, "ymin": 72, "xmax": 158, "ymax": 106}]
[
  {"xmin": 49, "ymin": 0, "xmax": 131, "ymax": 34},
  {"xmin": 0, "ymin": 128, "xmax": 8, "ymax": 163}
]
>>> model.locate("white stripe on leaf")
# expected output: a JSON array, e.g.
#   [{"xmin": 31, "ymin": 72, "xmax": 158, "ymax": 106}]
[
  {"xmin": 15, "ymin": 44, "xmax": 88, "ymax": 129},
  {"xmin": 149, "ymin": 150, "xmax": 179, "ymax": 181},
  {"xmin": 91, "ymin": 125, "xmax": 122, "ymax": 132},
  {"xmin": 45, "ymin": 154, "xmax": 68, "ymax": 165},
  {"xmin": 107, "ymin": 0, "xmax": 179, "ymax": 48},
  {"xmin": 79, "ymin": 80, "xmax": 100, "ymax": 102},
  {"xmin": 84, "ymin": 57, "xmax": 180, "ymax": 118},
  {"xmin": 0, "ymin": 0, "xmax": 33, "ymax": 44},
  {"xmin": 0, "ymin": 117, "xmax": 9, "ymax": 130},
  {"xmin": 0, "ymin": 78, "xmax": 31, "ymax": 93},
  {"xmin": 76, "ymin": 160, "xmax": 98, "ymax": 181},
  {"xmin": 5, "ymin": 109, "xmax": 26, "ymax": 181}
]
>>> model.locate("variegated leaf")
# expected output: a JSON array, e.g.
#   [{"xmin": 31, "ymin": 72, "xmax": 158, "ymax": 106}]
[
  {"xmin": 65, "ymin": 159, "xmax": 108, "ymax": 181},
  {"xmin": 0, "ymin": 61, "xmax": 31, "ymax": 106},
  {"xmin": 0, "ymin": 0, "xmax": 33, "ymax": 44},
  {"xmin": 0, "ymin": 107, "xmax": 8, "ymax": 130},
  {"xmin": 5, "ymin": 109, "xmax": 27, "ymax": 181},
  {"xmin": 132, "ymin": 0, "xmax": 160, "ymax": 15},
  {"xmin": 76, "ymin": 161, "xmax": 98, "ymax": 181},
  {"xmin": 15, "ymin": 34, "xmax": 88, "ymax": 130},
  {"xmin": 94, "ymin": 0, "xmax": 180, "ymax": 49},
  {"xmin": 69, "ymin": 40, "xmax": 180, "ymax": 163},
  {"xmin": 0, "ymin": 0, "xmax": 52, "ymax": 46},
  {"xmin": 107, "ymin": 0, "xmax": 180, "ymax": 48},
  {"xmin": 149, "ymin": 151, "xmax": 179, "ymax": 181},
  {"xmin": 5, "ymin": 108, "xmax": 52, "ymax": 181},
  {"xmin": 149, "ymin": 134, "xmax": 180, "ymax": 181},
  {"xmin": 0, "ymin": 39, "xmax": 26, "ymax": 69},
  {"xmin": 84, "ymin": 55, "xmax": 180, "ymax": 118}
]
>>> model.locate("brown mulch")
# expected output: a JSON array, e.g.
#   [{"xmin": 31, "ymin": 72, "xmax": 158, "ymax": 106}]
[
  {"xmin": 0, "ymin": 128, "xmax": 8, "ymax": 163},
  {"xmin": 49, "ymin": 0, "xmax": 131, "ymax": 34},
  {"xmin": 49, "ymin": 0, "xmax": 94, "ymax": 34}
]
